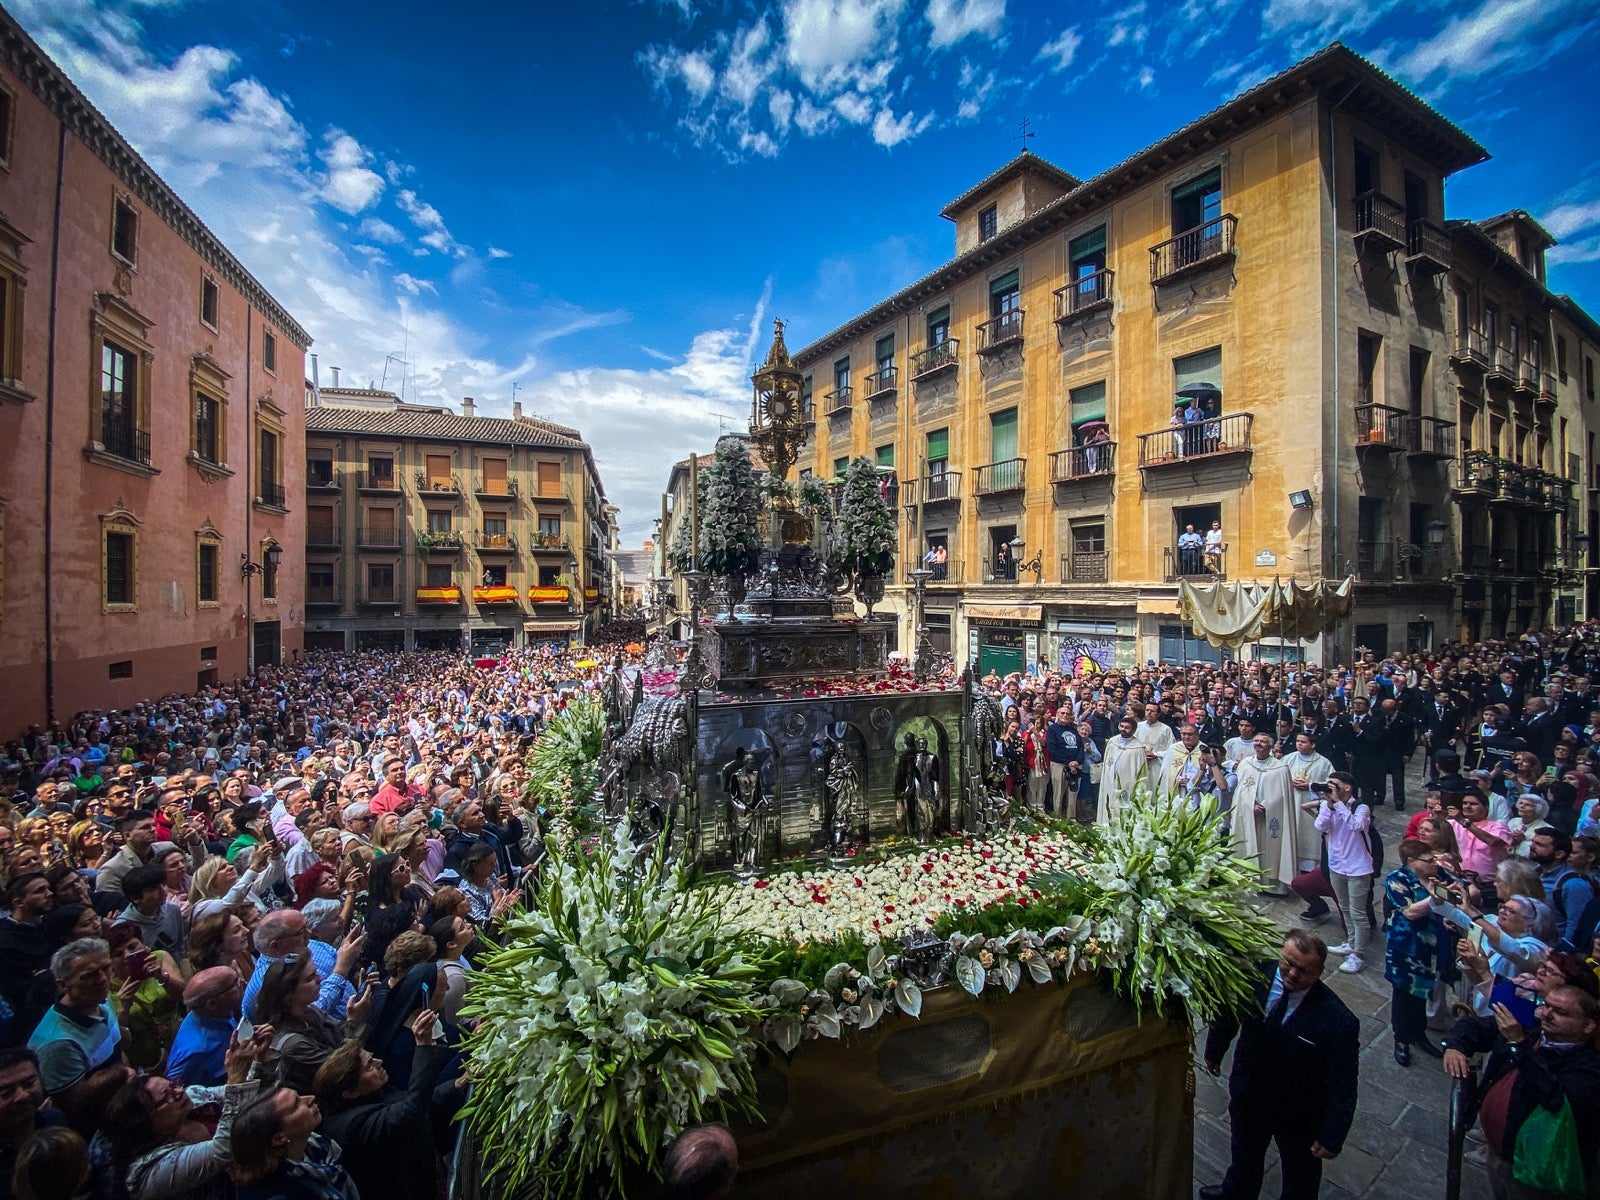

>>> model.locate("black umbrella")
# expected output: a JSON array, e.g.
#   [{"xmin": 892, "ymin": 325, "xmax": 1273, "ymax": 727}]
[{"xmin": 1175, "ymin": 382, "xmax": 1222, "ymax": 403}]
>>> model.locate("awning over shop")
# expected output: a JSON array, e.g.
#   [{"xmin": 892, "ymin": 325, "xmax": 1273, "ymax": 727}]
[
  {"xmin": 522, "ymin": 620, "xmax": 581, "ymax": 633},
  {"xmin": 1136, "ymin": 596, "xmax": 1182, "ymax": 616},
  {"xmin": 1177, "ymin": 577, "xmax": 1354, "ymax": 651},
  {"xmin": 964, "ymin": 603, "xmax": 1043, "ymax": 623}
]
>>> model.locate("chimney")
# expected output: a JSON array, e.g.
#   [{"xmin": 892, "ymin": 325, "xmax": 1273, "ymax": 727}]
[
  {"xmin": 512, "ymin": 400, "xmax": 523, "ymax": 420},
  {"xmin": 462, "ymin": 397, "xmax": 476, "ymax": 419},
  {"xmin": 330, "ymin": 366, "xmax": 341, "ymax": 387}
]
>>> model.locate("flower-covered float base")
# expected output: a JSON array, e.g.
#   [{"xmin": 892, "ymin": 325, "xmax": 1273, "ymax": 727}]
[{"xmin": 725, "ymin": 973, "xmax": 1193, "ymax": 1200}]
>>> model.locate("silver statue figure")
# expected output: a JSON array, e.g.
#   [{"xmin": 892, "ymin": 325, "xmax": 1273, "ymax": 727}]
[
  {"xmin": 894, "ymin": 735, "xmax": 942, "ymax": 842},
  {"xmin": 824, "ymin": 742, "xmax": 863, "ymax": 852},
  {"xmin": 723, "ymin": 747, "xmax": 770, "ymax": 871}
]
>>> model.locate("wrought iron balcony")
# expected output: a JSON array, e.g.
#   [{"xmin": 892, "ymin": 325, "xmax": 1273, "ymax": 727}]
[
  {"xmin": 1516, "ymin": 359, "xmax": 1539, "ymax": 397},
  {"xmin": 824, "ymin": 386, "xmax": 853, "ymax": 416},
  {"xmin": 1150, "ymin": 214, "xmax": 1238, "ymax": 283},
  {"xmin": 416, "ymin": 473, "xmax": 463, "ymax": 495},
  {"xmin": 910, "ymin": 339, "xmax": 958, "ymax": 381},
  {"xmin": 973, "ymin": 457, "xmax": 1025, "ymax": 495},
  {"xmin": 1354, "ymin": 403, "xmax": 1408, "ymax": 453},
  {"xmin": 1539, "ymin": 371, "xmax": 1557, "ymax": 403},
  {"xmin": 1054, "ymin": 269, "xmax": 1113, "ymax": 321},
  {"xmin": 1049, "ymin": 442, "xmax": 1116, "ymax": 482},
  {"xmin": 305, "ymin": 583, "xmax": 343, "ymax": 606},
  {"xmin": 863, "ymin": 366, "xmax": 897, "ymax": 399},
  {"xmin": 306, "ymin": 468, "xmax": 340, "ymax": 490},
  {"xmin": 919, "ymin": 556, "xmax": 960, "ymax": 583},
  {"xmin": 356, "ymin": 470, "xmax": 401, "ymax": 492},
  {"xmin": 1402, "ymin": 416, "xmax": 1456, "ymax": 461},
  {"xmin": 475, "ymin": 532, "xmax": 517, "ymax": 553},
  {"xmin": 417, "ymin": 531, "xmax": 464, "ymax": 554},
  {"xmin": 1137, "ymin": 413, "xmax": 1253, "ymax": 468},
  {"xmin": 1486, "ymin": 345, "xmax": 1517, "ymax": 384},
  {"xmin": 1164, "ymin": 545, "xmax": 1225, "ymax": 581},
  {"xmin": 474, "ymin": 477, "xmax": 518, "ymax": 498},
  {"xmin": 359, "ymin": 587, "xmax": 398, "ymax": 605},
  {"xmin": 903, "ymin": 471, "xmax": 961, "ymax": 505},
  {"xmin": 1356, "ymin": 540, "xmax": 1396, "ymax": 581},
  {"xmin": 1060, "ymin": 550, "xmax": 1108, "ymax": 584},
  {"xmin": 527, "ymin": 532, "xmax": 571, "ymax": 552},
  {"xmin": 306, "ymin": 527, "xmax": 342, "ymax": 550},
  {"xmin": 257, "ymin": 481, "xmax": 287, "ymax": 508},
  {"xmin": 1353, "ymin": 192, "xmax": 1406, "ymax": 253},
  {"xmin": 976, "ymin": 310, "xmax": 1024, "ymax": 354},
  {"xmin": 100, "ymin": 418, "xmax": 152, "ymax": 465},
  {"xmin": 356, "ymin": 526, "xmax": 401, "ymax": 549},
  {"xmin": 1405, "ymin": 220, "xmax": 1451, "ymax": 274},
  {"xmin": 1450, "ymin": 328, "xmax": 1491, "ymax": 371}
]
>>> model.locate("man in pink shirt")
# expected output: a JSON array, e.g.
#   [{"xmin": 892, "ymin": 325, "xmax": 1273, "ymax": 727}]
[
  {"xmin": 369, "ymin": 757, "xmax": 412, "ymax": 818},
  {"xmin": 1453, "ymin": 790, "xmax": 1512, "ymax": 896}
]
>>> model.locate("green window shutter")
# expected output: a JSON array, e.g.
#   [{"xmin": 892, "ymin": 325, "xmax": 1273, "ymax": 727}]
[
  {"xmin": 1069, "ymin": 381, "xmax": 1107, "ymax": 427},
  {"xmin": 1068, "ymin": 227, "xmax": 1106, "ymax": 262},
  {"xmin": 1173, "ymin": 169, "xmax": 1221, "ymax": 203},
  {"xmin": 876, "ymin": 334, "xmax": 895, "ymax": 360},
  {"xmin": 926, "ymin": 428, "xmax": 949, "ymax": 463},
  {"xmin": 990, "ymin": 408, "xmax": 1018, "ymax": 461},
  {"xmin": 1173, "ymin": 347, "xmax": 1223, "ymax": 401},
  {"xmin": 990, "ymin": 270, "xmax": 1019, "ymax": 297},
  {"xmin": 833, "ymin": 457, "xmax": 849, "ymax": 477},
  {"xmin": 876, "ymin": 444, "xmax": 895, "ymax": 467}
]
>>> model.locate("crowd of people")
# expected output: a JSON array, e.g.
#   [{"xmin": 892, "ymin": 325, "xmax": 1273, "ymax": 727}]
[
  {"xmin": 0, "ymin": 642, "xmax": 636, "ymax": 1200},
  {"xmin": 2, "ymin": 620, "xmax": 1600, "ymax": 1197}
]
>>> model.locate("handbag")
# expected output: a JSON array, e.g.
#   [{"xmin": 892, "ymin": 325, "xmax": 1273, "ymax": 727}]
[{"xmin": 1512, "ymin": 1096, "xmax": 1587, "ymax": 1197}]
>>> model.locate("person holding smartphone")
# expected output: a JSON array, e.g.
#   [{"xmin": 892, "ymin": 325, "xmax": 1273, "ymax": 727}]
[{"xmin": 1313, "ymin": 773, "xmax": 1374, "ymax": 974}]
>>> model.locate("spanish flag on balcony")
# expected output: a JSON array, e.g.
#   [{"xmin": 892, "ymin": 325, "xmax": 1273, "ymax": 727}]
[
  {"xmin": 472, "ymin": 585, "xmax": 518, "ymax": 605},
  {"xmin": 528, "ymin": 585, "xmax": 570, "ymax": 604},
  {"xmin": 416, "ymin": 586, "xmax": 462, "ymax": 604},
  {"xmin": 583, "ymin": 586, "xmax": 600, "ymax": 602}
]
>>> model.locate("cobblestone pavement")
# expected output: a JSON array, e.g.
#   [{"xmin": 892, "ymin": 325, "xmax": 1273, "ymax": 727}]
[{"xmin": 1191, "ymin": 762, "xmax": 1493, "ymax": 1200}]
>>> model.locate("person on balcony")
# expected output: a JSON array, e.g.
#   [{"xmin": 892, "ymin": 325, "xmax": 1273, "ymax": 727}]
[
  {"xmin": 1178, "ymin": 525, "xmax": 1204, "ymax": 576},
  {"xmin": 1183, "ymin": 397, "xmax": 1206, "ymax": 456},
  {"xmin": 1204, "ymin": 522, "xmax": 1227, "ymax": 574},
  {"xmin": 1169, "ymin": 409, "xmax": 1189, "ymax": 460},
  {"xmin": 994, "ymin": 541, "xmax": 1014, "ymax": 582},
  {"xmin": 1081, "ymin": 425, "xmax": 1109, "ymax": 474}
]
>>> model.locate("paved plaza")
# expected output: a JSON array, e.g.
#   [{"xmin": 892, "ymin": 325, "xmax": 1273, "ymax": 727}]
[{"xmin": 1192, "ymin": 759, "xmax": 1490, "ymax": 1200}]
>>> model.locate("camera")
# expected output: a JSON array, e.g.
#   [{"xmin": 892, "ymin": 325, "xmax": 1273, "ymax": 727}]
[{"xmin": 1308, "ymin": 781, "xmax": 1332, "ymax": 794}]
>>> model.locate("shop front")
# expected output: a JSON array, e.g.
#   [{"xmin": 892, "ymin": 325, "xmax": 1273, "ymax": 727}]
[{"xmin": 962, "ymin": 603, "xmax": 1043, "ymax": 678}]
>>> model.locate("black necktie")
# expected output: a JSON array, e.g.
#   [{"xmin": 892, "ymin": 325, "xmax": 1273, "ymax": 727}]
[{"xmin": 1267, "ymin": 991, "xmax": 1289, "ymax": 1025}]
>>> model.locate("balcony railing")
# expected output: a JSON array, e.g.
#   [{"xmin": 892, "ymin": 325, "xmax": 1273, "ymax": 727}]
[
  {"xmin": 306, "ymin": 528, "xmax": 342, "ymax": 550},
  {"xmin": 359, "ymin": 588, "xmax": 397, "ymax": 605},
  {"xmin": 824, "ymin": 386, "xmax": 853, "ymax": 416},
  {"xmin": 101, "ymin": 418, "xmax": 152, "ymax": 466},
  {"xmin": 417, "ymin": 473, "xmax": 462, "ymax": 495},
  {"xmin": 976, "ymin": 310, "xmax": 1024, "ymax": 354},
  {"xmin": 1356, "ymin": 540, "xmax": 1395, "ymax": 580},
  {"xmin": 1402, "ymin": 415, "xmax": 1456, "ymax": 461},
  {"xmin": 474, "ymin": 477, "xmax": 518, "ymax": 498},
  {"xmin": 1487, "ymin": 345, "xmax": 1518, "ymax": 383},
  {"xmin": 356, "ymin": 526, "xmax": 401, "ymax": 549},
  {"xmin": 417, "ymin": 531, "xmax": 464, "ymax": 553},
  {"xmin": 1406, "ymin": 220, "xmax": 1451, "ymax": 274},
  {"xmin": 257, "ymin": 481, "xmax": 287, "ymax": 508},
  {"xmin": 910, "ymin": 339, "xmax": 958, "ymax": 381},
  {"xmin": 527, "ymin": 532, "xmax": 571, "ymax": 552},
  {"xmin": 356, "ymin": 470, "xmax": 400, "ymax": 492},
  {"xmin": 305, "ymin": 583, "xmax": 343, "ymax": 606},
  {"xmin": 1353, "ymin": 192, "xmax": 1406, "ymax": 252},
  {"xmin": 1164, "ymin": 546, "xmax": 1225, "ymax": 581},
  {"xmin": 973, "ymin": 457, "xmax": 1025, "ymax": 495},
  {"xmin": 1150, "ymin": 214, "xmax": 1238, "ymax": 283},
  {"xmin": 1054, "ymin": 269, "xmax": 1114, "ymax": 321},
  {"xmin": 472, "ymin": 585, "xmax": 520, "ymax": 605},
  {"xmin": 1137, "ymin": 412, "xmax": 1253, "ymax": 468},
  {"xmin": 904, "ymin": 471, "xmax": 961, "ymax": 506},
  {"xmin": 1539, "ymin": 371, "xmax": 1557, "ymax": 402},
  {"xmin": 863, "ymin": 366, "xmax": 898, "ymax": 398},
  {"xmin": 1049, "ymin": 442, "xmax": 1116, "ymax": 482},
  {"xmin": 1354, "ymin": 403, "xmax": 1408, "ymax": 451},
  {"xmin": 476, "ymin": 532, "xmax": 517, "ymax": 552},
  {"xmin": 306, "ymin": 468, "xmax": 340, "ymax": 490},
  {"xmin": 1060, "ymin": 550, "xmax": 1108, "ymax": 583},
  {"xmin": 534, "ymin": 482, "xmax": 573, "ymax": 503},
  {"xmin": 921, "ymin": 557, "xmax": 960, "ymax": 584},
  {"xmin": 1516, "ymin": 359, "xmax": 1540, "ymax": 396},
  {"xmin": 1451, "ymin": 328, "xmax": 1491, "ymax": 370}
]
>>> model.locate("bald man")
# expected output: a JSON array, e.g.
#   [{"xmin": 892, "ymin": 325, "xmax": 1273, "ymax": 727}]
[{"xmin": 166, "ymin": 967, "xmax": 247, "ymax": 1087}]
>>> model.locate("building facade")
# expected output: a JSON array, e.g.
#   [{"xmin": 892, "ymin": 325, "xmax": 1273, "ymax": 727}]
[
  {"xmin": 302, "ymin": 392, "xmax": 611, "ymax": 652},
  {"xmin": 0, "ymin": 9, "xmax": 311, "ymax": 732},
  {"xmin": 791, "ymin": 43, "xmax": 1600, "ymax": 674}
]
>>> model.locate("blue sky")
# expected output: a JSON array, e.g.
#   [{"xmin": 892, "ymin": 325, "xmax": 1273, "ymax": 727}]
[{"xmin": 17, "ymin": 0, "xmax": 1600, "ymax": 542}]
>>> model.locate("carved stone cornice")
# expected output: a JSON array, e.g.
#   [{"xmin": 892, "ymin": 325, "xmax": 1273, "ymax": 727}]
[{"xmin": 0, "ymin": 13, "xmax": 312, "ymax": 350}]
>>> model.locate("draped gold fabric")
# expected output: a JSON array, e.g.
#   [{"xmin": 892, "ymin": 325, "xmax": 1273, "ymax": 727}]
[{"xmin": 1177, "ymin": 576, "xmax": 1355, "ymax": 651}]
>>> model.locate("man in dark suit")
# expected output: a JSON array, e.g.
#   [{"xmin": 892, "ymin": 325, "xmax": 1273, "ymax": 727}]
[
  {"xmin": 1349, "ymin": 697, "xmax": 1386, "ymax": 807},
  {"xmin": 1377, "ymin": 698, "xmax": 1415, "ymax": 811},
  {"xmin": 1200, "ymin": 931, "xmax": 1360, "ymax": 1200},
  {"xmin": 1419, "ymin": 691, "xmax": 1461, "ymax": 757}
]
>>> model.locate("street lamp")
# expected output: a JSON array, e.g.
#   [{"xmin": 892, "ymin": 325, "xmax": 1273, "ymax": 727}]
[
  {"xmin": 907, "ymin": 566, "xmax": 934, "ymax": 680},
  {"xmin": 239, "ymin": 540, "xmax": 283, "ymax": 580},
  {"xmin": 1007, "ymin": 535, "xmax": 1043, "ymax": 583},
  {"xmin": 568, "ymin": 558, "xmax": 582, "ymax": 648},
  {"xmin": 1425, "ymin": 519, "xmax": 1448, "ymax": 546}
]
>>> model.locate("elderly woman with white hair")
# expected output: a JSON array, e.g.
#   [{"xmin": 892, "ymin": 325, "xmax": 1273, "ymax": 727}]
[{"xmin": 1506, "ymin": 793, "xmax": 1550, "ymax": 858}]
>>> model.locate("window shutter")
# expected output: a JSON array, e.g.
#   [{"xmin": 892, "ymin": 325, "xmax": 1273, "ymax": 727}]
[{"xmin": 926, "ymin": 428, "xmax": 949, "ymax": 463}]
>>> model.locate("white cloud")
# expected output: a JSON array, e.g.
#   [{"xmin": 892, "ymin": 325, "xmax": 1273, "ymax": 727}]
[
  {"xmin": 781, "ymin": 0, "xmax": 906, "ymax": 95},
  {"xmin": 955, "ymin": 59, "xmax": 996, "ymax": 120},
  {"xmin": 1036, "ymin": 27, "xmax": 1081, "ymax": 73},
  {"xmin": 1543, "ymin": 201, "xmax": 1600, "ymax": 240},
  {"xmin": 318, "ymin": 129, "xmax": 385, "ymax": 214},
  {"xmin": 833, "ymin": 92, "xmax": 874, "ymax": 124},
  {"xmin": 1549, "ymin": 236, "xmax": 1600, "ymax": 267},
  {"xmin": 872, "ymin": 104, "xmax": 931, "ymax": 147},
  {"xmin": 926, "ymin": 0, "xmax": 1004, "ymax": 50},
  {"xmin": 396, "ymin": 188, "xmax": 467, "ymax": 258},
  {"xmin": 1133, "ymin": 64, "xmax": 1156, "ymax": 92},
  {"xmin": 768, "ymin": 88, "xmax": 795, "ymax": 133},
  {"xmin": 393, "ymin": 273, "xmax": 436, "ymax": 296},
  {"xmin": 487, "ymin": 245, "xmax": 513, "ymax": 260},
  {"xmin": 1381, "ymin": 0, "xmax": 1590, "ymax": 88},
  {"xmin": 357, "ymin": 217, "xmax": 406, "ymax": 245}
]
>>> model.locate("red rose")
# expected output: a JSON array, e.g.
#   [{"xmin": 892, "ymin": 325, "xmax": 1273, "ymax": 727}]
[{"xmin": 754, "ymin": 879, "xmax": 770, "ymax": 889}]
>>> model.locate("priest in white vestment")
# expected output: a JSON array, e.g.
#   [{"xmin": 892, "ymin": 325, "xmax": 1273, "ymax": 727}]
[
  {"xmin": 1283, "ymin": 731, "xmax": 1333, "ymax": 875},
  {"xmin": 1231, "ymin": 733, "xmax": 1298, "ymax": 894},
  {"xmin": 1098, "ymin": 715, "xmax": 1149, "ymax": 828},
  {"xmin": 1157, "ymin": 724, "xmax": 1204, "ymax": 803}
]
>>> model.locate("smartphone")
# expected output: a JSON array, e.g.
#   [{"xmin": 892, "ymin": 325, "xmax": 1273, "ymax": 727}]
[
  {"xmin": 126, "ymin": 949, "xmax": 151, "ymax": 981},
  {"xmin": 1433, "ymin": 864, "xmax": 1461, "ymax": 887},
  {"xmin": 1491, "ymin": 978, "xmax": 1539, "ymax": 1028}
]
